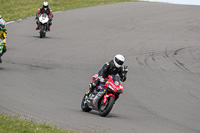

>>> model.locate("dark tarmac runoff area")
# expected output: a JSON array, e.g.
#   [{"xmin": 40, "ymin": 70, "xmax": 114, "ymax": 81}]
[{"xmin": 1, "ymin": 2, "xmax": 200, "ymax": 133}]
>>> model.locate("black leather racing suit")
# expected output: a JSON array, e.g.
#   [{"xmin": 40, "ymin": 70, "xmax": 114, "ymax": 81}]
[
  {"xmin": 92, "ymin": 60, "xmax": 127, "ymax": 87},
  {"xmin": 36, "ymin": 7, "xmax": 53, "ymax": 20}
]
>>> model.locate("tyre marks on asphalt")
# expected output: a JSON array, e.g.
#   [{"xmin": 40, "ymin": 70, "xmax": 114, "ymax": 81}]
[
  {"xmin": 135, "ymin": 46, "xmax": 199, "ymax": 73},
  {"xmin": 173, "ymin": 47, "xmax": 192, "ymax": 73}
]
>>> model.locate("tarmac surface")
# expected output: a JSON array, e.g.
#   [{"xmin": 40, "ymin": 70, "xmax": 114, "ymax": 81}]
[{"xmin": 1, "ymin": 2, "xmax": 200, "ymax": 133}]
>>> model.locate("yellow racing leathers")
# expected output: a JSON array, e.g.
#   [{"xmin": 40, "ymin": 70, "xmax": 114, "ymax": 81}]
[
  {"xmin": 0, "ymin": 28, "xmax": 7, "ymax": 47},
  {"xmin": 0, "ymin": 28, "xmax": 7, "ymax": 56}
]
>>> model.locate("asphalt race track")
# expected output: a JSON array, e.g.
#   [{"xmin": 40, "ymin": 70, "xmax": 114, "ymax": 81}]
[{"xmin": 1, "ymin": 2, "xmax": 200, "ymax": 133}]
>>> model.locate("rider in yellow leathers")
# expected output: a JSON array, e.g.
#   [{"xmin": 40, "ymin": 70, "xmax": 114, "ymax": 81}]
[{"xmin": 0, "ymin": 17, "xmax": 7, "ymax": 63}]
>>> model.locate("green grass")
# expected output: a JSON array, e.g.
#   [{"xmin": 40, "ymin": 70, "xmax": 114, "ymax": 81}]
[
  {"xmin": 0, "ymin": 0, "xmax": 140, "ymax": 22},
  {"xmin": 0, "ymin": 113, "xmax": 78, "ymax": 133}
]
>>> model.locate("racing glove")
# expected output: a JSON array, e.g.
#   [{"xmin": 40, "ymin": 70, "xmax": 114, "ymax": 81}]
[
  {"xmin": 121, "ymin": 66, "xmax": 128, "ymax": 82},
  {"xmin": 123, "ymin": 66, "xmax": 128, "ymax": 74}
]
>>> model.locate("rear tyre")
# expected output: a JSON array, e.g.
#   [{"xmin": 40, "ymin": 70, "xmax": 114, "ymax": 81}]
[
  {"xmin": 81, "ymin": 94, "xmax": 92, "ymax": 112},
  {"xmin": 99, "ymin": 96, "xmax": 115, "ymax": 117}
]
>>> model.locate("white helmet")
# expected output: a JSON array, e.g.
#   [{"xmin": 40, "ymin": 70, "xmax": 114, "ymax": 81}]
[
  {"xmin": 43, "ymin": 2, "xmax": 49, "ymax": 8},
  {"xmin": 0, "ymin": 19, "xmax": 5, "ymax": 30},
  {"xmin": 114, "ymin": 54, "xmax": 125, "ymax": 68}
]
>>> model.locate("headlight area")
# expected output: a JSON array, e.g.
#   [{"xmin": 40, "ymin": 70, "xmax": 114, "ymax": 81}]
[{"xmin": 108, "ymin": 85, "xmax": 114, "ymax": 91}]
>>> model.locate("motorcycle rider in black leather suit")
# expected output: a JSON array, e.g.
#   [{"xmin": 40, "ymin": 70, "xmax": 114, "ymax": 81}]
[{"xmin": 86, "ymin": 54, "xmax": 128, "ymax": 95}]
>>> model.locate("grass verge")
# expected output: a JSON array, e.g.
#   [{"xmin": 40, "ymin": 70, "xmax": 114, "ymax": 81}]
[
  {"xmin": 0, "ymin": 113, "xmax": 77, "ymax": 133},
  {"xmin": 0, "ymin": 0, "xmax": 140, "ymax": 22}
]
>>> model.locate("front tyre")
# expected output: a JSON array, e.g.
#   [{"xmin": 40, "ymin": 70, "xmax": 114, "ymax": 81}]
[
  {"xmin": 40, "ymin": 27, "xmax": 43, "ymax": 38},
  {"xmin": 81, "ymin": 94, "xmax": 92, "ymax": 112},
  {"xmin": 99, "ymin": 96, "xmax": 115, "ymax": 117},
  {"xmin": 40, "ymin": 25, "xmax": 45, "ymax": 38}
]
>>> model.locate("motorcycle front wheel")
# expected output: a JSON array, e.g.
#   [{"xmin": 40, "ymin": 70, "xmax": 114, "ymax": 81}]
[
  {"xmin": 99, "ymin": 96, "xmax": 115, "ymax": 117},
  {"xmin": 81, "ymin": 94, "xmax": 92, "ymax": 112},
  {"xmin": 40, "ymin": 25, "xmax": 46, "ymax": 38}
]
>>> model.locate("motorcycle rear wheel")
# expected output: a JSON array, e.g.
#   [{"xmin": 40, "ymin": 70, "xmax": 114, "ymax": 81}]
[
  {"xmin": 81, "ymin": 94, "xmax": 92, "ymax": 112},
  {"xmin": 99, "ymin": 96, "xmax": 115, "ymax": 117}
]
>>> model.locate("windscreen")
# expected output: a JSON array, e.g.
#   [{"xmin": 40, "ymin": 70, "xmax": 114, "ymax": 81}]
[
  {"xmin": 42, "ymin": 13, "xmax": 47, "ymax": 17},
  {"xmin": 111, "ymin": 75, "xmax": 121, "ymax": 86}
]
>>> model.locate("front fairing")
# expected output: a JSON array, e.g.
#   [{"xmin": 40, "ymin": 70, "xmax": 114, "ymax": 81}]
[
  {"xmin": 39, "ymin": 13, "xmax": 49, "ymax": 24},
  {"xmin": 105, "ymin": 75, "xmax": 123, "ymax": 94}
]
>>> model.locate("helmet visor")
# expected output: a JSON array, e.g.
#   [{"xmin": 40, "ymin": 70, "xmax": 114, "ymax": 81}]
[{"xmin": 115, "ymin": 57, "xmax": 124, "ymax": 65}]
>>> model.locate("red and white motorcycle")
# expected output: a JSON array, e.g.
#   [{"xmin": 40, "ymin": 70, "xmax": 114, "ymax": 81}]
[{"xmin": 38, "ymin": 13, "xmax": 49, "ymax": 38}]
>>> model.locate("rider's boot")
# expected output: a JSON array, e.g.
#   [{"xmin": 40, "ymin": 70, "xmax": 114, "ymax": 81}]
[
  {"xmin": 86, "ymin": 83, "xmax": 96, "ymax": 95},
  {"xmin": 48, "ymin": 23, "xmax": 52, "ymax": 31},
  {"xmin": 36, "ymin": 21, "xmax": 39, "ymax": 30},
  {"xmin": 0, "ymin": 57, "xmax": 2, "ymax": 63}
]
